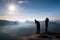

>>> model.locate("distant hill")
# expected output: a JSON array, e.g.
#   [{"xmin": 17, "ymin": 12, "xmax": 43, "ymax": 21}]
[
  {"xmin": 51, "ymin": 20, "xmax": 60, "ymax": 24},
  {"xmin": 0, "ymin": 20, "xmax": 19, "ymax": 26},
  {"xmin": 54, "ymin": 20, "xmax": 60, "ymax": 24}
]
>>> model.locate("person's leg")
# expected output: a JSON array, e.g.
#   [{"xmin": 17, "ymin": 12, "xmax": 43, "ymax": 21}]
[
  {"xmin": 38, "ymin": 27, "xmax": 40, "ymax": 34},
  {"xmin": 36, "ymin": 27, "xmax": 38, "ymax": 34},
  {"xmin": 36, "ymin": 25, "xmax": 40, "ymax": 34},
  {"xmin": 46, "ymin": 24, "xmax": 48, "ymax": 32},
  {"xmin": 45, "ymin": 25, "xmax": 48, "ymax": 32},
  {"xmin": 45, "ymin": 25, "xmax": 47, "ymax": 32},
  {"xmin": 46, "ymin": 26, "xmax": 47, "ymax": 32}
]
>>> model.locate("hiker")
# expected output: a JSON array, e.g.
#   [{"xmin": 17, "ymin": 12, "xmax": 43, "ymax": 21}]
[
  {"xmin": 45, "ymin": 18, "xmax": 49, "ymax": 32},
  {"xmin": 35, "ymin": 19, "xmax": 40, "ymax": 34}
]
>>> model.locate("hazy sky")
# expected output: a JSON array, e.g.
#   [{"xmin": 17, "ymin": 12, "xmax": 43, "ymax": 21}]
[{"xmin": 0, "ymin": 0, "xmax": 60, "ymax": 21}]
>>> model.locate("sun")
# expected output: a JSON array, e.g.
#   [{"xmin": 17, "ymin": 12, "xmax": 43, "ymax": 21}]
[
  {"xmin": 8, "ymin": 4, "xmax": 16, "ymax": 11},
  {"xmin": 7, "ymin": 4, "xmax": 16, "ymax": 15}
]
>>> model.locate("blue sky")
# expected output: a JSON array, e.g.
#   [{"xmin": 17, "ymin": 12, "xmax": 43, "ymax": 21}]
[{"xmin": 0, "ymin": 0, "xmax": 60, "ymax": 21}]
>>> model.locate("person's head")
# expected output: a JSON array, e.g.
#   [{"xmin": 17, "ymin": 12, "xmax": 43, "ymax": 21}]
[
  {"xmin": 46, "ymin": 18, "xmax": 48, "ymax": 19},
  {"xmin": 35, "ymin": 19, "xmax": 36, "ymax": 21}
]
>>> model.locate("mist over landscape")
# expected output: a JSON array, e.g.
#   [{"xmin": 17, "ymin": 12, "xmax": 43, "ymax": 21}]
[{"xmin": 0, "ymin": 20, "xmax": 60, "ymax": 40}]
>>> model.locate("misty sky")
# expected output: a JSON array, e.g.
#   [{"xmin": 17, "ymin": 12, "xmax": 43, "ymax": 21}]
[{"xmin": 0, "ymin": 0, "xmax": 60, "ymax": 21}]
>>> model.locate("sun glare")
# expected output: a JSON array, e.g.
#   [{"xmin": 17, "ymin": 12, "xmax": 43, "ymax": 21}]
[
  {"xmin": 7, "ymin": 4, "xmax": 17, "ymax": 15},
  {"xmin": 8, "ymin": 5, "xmax": 15, "ymax": 11}
]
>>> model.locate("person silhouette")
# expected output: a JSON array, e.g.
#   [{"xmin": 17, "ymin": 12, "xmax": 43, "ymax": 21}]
[
  {"xmin": 45, "ymin": 18, "xmax": 49, "ymax": 32},
  {"xmin": 35, "ymin": 19, "xmax": 40, "ymax": 34}
]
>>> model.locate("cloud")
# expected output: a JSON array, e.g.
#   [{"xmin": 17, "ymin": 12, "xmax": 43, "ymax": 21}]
[{"xmin": 18, "ymin": 0, "xmax": 28, "ymax": 4}]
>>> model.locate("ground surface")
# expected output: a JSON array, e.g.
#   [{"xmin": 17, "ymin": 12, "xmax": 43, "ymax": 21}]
[{"xmin": 17, "ymin": 32, "xmax": 60, "ymax": 40}]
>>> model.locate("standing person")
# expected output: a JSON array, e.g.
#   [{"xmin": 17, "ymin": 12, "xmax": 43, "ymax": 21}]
[
  {"xmin": 35, "ymin": 19, "xmax": 40, "ymax": 34},
  {"xmin": 45, "ymin": 18, "xmax": 49, "ymax": 32}
]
